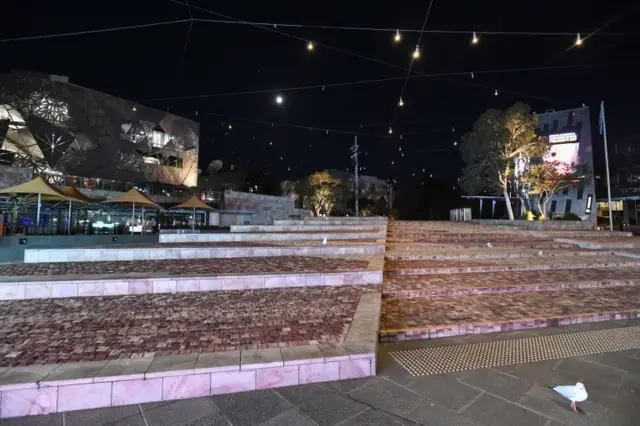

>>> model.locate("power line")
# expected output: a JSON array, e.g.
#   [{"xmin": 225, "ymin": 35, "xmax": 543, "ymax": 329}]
[
  {"xmin": 190, "ymin": 18, "xmax": 638, "ymax": 37},
  {"xmin": 146, "ymin": 61, "xmax": 625, "ymax": 101},
  {"xmin": 0, "ymin": 20, "xmax": 191, "ymax": 43}
]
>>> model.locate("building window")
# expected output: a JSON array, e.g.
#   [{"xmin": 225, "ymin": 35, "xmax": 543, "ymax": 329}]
[
  {"xmin": 576, "ymin": 186, "xmax": 584, "ymax": 200},
  {"xmin": 565, "ymin": 199, "xmax": 573, "ymax": 214},
  {"xmin": 550, "ymin": 200, "xmax": 557, "ymax": 213},
  {"xmin": 562, "ymin": 186, "xmax": 569, "ymax": 195}
]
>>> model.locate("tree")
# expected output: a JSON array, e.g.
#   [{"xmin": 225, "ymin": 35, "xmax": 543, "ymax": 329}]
[
  {"xmin": 308, "ymin": 171, "xmax": 342, "ymax": 216},
  {"xmin": 522, "ymin": 160, "xmax": 589, "ymax": 220},
  {"xmin": 460, "ymin": 103, "xmax": 546, "ymax": 220}
]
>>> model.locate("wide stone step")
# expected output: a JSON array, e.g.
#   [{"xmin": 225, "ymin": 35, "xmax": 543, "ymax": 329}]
[
  {"xmin": 159, "ymin": 231, "xmax": 385, "ymax": 243},
  {"xmin": 382, "ymin": 267, "xmax": 640, "ymax": 298},
  {"xmin": 231, "ymin": 224, "xmax": 386, "ymax": 232},
  {"xmin": 25, "ymin": 243, "xmax": 385, "ymax": 263},
  {"xmin": 385, "ymin": 248, "xmax": 607, "ymax": 260},
  {"xmin": 555, "ymin": 237, "xmax": 640, "ymax": 249},
  {"xmin": 384, "ymin": 255, "xmax": 640, "ymax": 275},
  {"xmin": 379, "ymin": 285, "xmax": 640, "ymax": 342},
  {"xmin": 0, "ymin": 290, "xmax": 380, "ymax": 418},
  {"xmin": 385, "ymin": 241, "xmax": 577, "ymax": 250},
  {"xmin": 0, "ymin": 256, "xmax": 384, "ymax": 301}
]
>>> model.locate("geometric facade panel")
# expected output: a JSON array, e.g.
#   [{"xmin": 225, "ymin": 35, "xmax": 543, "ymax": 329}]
[{"xmin": 0, "ymin": 71, "xmax": 199, "ymax": 187}]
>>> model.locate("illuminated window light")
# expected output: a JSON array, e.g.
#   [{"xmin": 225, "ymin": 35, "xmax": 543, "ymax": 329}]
[
  {"xmin": 394, "ymin": 30, "xmax": 401, "ymax": 43},
  {"xmin": 472, "ymin": 32, "xmax": 479, "ymax": 44}
]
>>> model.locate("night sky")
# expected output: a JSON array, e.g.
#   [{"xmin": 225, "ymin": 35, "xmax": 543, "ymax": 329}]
[{"xmin": 1, "ymin": 0, "xmax": 639, "ymax": 188}]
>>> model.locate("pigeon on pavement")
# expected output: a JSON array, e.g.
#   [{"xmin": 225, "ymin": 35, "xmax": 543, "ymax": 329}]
[
  {"xmin": 550, "ymin": 382, "xmax": 588, "ymax": 413},
  {"xmin": 487, "ymin": 242, "xmax": 493, "ymax": 248}
]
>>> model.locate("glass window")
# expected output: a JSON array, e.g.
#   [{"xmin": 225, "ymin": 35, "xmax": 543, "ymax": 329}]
[
  {"xmin": 576, "ymin": 186, "xmax": 584, "ymax": 200},
  {"xmin": 565, "ymin": 199, "xmax": 573, "ymax": 214},
  {"xmin": 550, "ymin": 200, "xmax": 557, "ymax": 213}
]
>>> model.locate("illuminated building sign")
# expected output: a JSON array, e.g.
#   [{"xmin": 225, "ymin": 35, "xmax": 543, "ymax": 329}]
[{"xmin": 549, "ymin": 132, "xmax": 578, "ymax": 143}]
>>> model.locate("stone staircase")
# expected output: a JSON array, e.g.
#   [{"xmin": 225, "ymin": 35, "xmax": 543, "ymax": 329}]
[{"xmin": 379, "ymin": 221, "xmax": 640, "ymax": 343}]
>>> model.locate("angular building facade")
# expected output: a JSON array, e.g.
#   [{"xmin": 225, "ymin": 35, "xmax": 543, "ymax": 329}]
[
  {"xmin": 0, "ymin": 71, "xmax": 199, "ymax": 191},
  {"xmin": 534, "ymin": 106, "xmax": 596, "ymax": 222}
]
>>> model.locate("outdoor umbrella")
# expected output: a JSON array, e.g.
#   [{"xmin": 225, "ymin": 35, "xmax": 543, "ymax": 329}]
[
  {"xmin": 103, "ymin": 188, "xmax": 161, "ymax": 234},
  {"xmin": 0, "ymin": 176, "xmax": 83, "ymax": 232},
  {"xmin": 171, "ymin": 195, "xmax": 215, "ymax": 231}
]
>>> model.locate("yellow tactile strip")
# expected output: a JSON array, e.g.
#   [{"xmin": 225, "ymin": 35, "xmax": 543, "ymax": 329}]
[{"xmin": 390, "ymin": 326, "xmax": 640, "ymax": 376}]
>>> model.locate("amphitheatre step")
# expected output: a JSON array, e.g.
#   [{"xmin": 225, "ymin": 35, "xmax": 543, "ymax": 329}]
[
  {"xmin": 0, "ymin": 256, "xmax": 384, "ymax": 301},
  {"xmin": 385, "ymin": 241, "xmax": 578, "ymax": 250},
  {"xmin": 386, "ymin": 235, "xmax": 538, "ymax": 243},
  {"xmin": 385, "ymin": 248, "xmax": 608, "ymax": 260},
  {"xmin": 529, "ymin": 230, "xmax": 633, "ymax": 238},
  {"xmin": 382, "ymin": 267, "xmax": 640, "ymax": 298},
  {"xmin": 384, "ymin": 255, "xmax": 640, "ymax": 275},
  {"xmin": 275, "ymin": 218, "xmax": 387, "ymax": 226},
  {"xmin": 379, "ymin": 285, "xmax": 640, "ymax": 342},
  {"xmin": 0, "ymin": 290, "xmax": 380, "ymax": 418},
  {"xmin": 159, "ymin": 231, "xmax": 385, "ymax": 243},
  {"xmin": 231, "ymin": 224, "xmax": 386, "ymax": 232},
  {"xmin": 25, "ymin": 242, "xmax": 385, "ymax": 263},
  {"xmin": 555, "ymin": 237, "xmax": 640, "ymax": 249}
]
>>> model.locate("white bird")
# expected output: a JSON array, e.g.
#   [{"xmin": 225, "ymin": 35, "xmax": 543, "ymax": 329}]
[
  {"xmin": 322, "ymin": 237, "xmax": 327, "ymax": 245},
  {"xmin": 550, "ymin": 382, "xmax": 588, "ymax": 413},
  {"xmin": 487, "ymin": 242, "xmax": 493, "ymax": 248},
  {"xmin": 537, "ymin": 250, "xmax": 544, "ymax": 257}
]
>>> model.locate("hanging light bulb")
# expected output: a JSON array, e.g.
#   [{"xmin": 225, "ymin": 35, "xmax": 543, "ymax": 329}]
[
  {"xmin": 228, "ymin": 124, "xmax": 233, "ymax": 129},
  {"xmin": 307, "ymin": 41, "xmax": 315, "ymax": 51},
  {"xmin": 422, "ymin": 168, "xmax": 425, "ymax": 172},
  {"xmin": 401, "ymin": 152, "xmax": 405, "ymax": 157},
  {"xmin": 472, "ymin": 32, "xmax": 479, "ymax": 44},
  {"xmin": 388, "ymin": 126, "xmax": 393, "ymax": 134},
  {"xmin": 494, "ymin": 89, "xmax": 499, "ymax": 96},
  {"xmin": 269, "ymin": 141, "xmax": 272, "ymax": 145},
  {"xmin": 391, "ymin": 160, "xmax": 395, "ymax": 165},
  {"xmin": 452, "ymin": 126, "xmax": 455, "ymax": 133},
  {"xmin": 398, "ymin": 97, "xmax": 404, "ymax": 107},
  {"xmin": 453, "ymin": 141, "xmax": 458, "ymax": 146},
  {"xmin": 412, "ymin": 45, "xmax": 421, "ymax": 59},
  {"xmin": 575, "ymin": 33, "xmax": 583, "ymax": 46},
  {"xmin": 275, "ymin": 95, "xmax": 283, "ymax": 104},
  {"xmin": 326, "ymin": 129, "xmax": 329, "ymax": 135},
  {"xmin": 400, "ymin": 134, "xmax": 403, "ymax": 140},
  {"xmin": 471, "ymin": 72, "xmax": 475, "ymax": 79},
  {"xmin": 399, "ymin": 146, "xmax": 402, "ymax": 151},
  {"xmin": 132, "ymin": 106, "xmax": 137, "ymax": 112},
  {"xmin": 394, "ymin": 30, "xmax": 401, "ymax": 43}
]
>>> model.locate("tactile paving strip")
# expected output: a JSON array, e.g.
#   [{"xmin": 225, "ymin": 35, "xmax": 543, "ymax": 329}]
[{"xmin": 390, "ymin": 326, "xmax": 640, "ymax": 376}]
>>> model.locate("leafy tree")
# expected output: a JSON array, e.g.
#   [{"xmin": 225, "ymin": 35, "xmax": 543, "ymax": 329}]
[
  {"xmin": 521, "ymin": 160, "xmax": 589, "ymax": 220},
  {"xmin": 460, "ymin": 103, "xmax": 546, "ymax": 220},
  {"xmin": 308, "ymin": 171, "xmax": 342, "ymax": 216}
]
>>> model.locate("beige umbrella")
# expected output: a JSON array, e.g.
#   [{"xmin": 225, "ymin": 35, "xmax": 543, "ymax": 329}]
[
  {"xmin": 0, "ymin": 176, "xmax": 81, "ymax": 232},
  {"xmin": 103, "ymin": 188, "xmax": 160, "ymax": 234},
  {"xmin": 171, "ymin": 195, "xmax": 215, "ymax": 231}
]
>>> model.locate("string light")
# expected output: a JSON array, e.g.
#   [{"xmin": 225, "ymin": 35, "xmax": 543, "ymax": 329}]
[
  {"xmin": 307, "ymin": 41, "xmax": 315, "ymax": 51},
  {"xmin": 132, "ymin": 106, "xmax": 137, "ymax": 112},
  {"xmin": 275, "ymin": 95, "xmax": 283, "ymax": 104},
  {"xmin": 422, "ymin": 168, "xmax": 425, "ymax": 172},
  {"xmin": 472, "ymin": 31, "xmax": 479, "ymax": 44},
  {"xmin": 391, "ymin": 160, "xmax": 395, "ymax": 165},
  {"xmin": 575, "ymin": 33, "xmax": 583, "ymax": 46},
  {"xmin": 400, "ymin": 134, "xmax": 403, "ymax": 140},
  {"xmin": 388, "ymin": 126, "xmax": 393, "ymax": 134},
  {"xmin": 269, "ymin": 141, "xmax": 273, "ymax": 145},
  {"xmin": 452, "ymin": 126, "xmax": 455, "ymax": 132},
  {"xmin": 494, "ymin": 89, "xmax": 499, "ymax": 96},
  {"xmin": 394, "ymin": 30, "xmax": 401, "ymax": 43},
  {"xmin": 228, "ymin": 124, "xmax": 233, "ymax": 129},
  {"xmin": 412, "ymin": 45, "xmax": 421, "ymax": 59},
  {"xmin": 398, "ymin": 97, "xmax": 404, "ymax": 107},
  {"xmin": 453, "ymin": 141, "xmax": 458, "ymax": 146}
]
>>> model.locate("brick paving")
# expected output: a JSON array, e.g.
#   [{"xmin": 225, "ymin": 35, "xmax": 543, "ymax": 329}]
[
  {"xmin": 385, "ymin": 255, "xmax": 640, "ymax": 274},
  {"xmin": 0, "ymin": 285, "xmax": 380, "ymax": 367},
  {"xmin": 380, "ymin": 286, "xmax": 640, "ymax": 331},
  {"xmin": 0, "ymin": 256, "xmax": 371, "ymax": 278},
  {"xmin": 382, "ymin": 267, "xmax": 640, "ymax": 297}
]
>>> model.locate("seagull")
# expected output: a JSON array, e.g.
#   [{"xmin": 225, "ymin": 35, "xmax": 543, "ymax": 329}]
[
  {"xmin": 322, "ymin": 237, "xmax": 327, "ymax": 245},
  {"xmin": 487, "ymin": 242, "xmax": 493, "ymax": 248},
  {"xmin": 550, "ymin": 382, "xmax": 588, "ymax": 413}
]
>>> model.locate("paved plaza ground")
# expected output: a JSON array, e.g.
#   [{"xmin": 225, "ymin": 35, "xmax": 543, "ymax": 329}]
[
  {"xmin": 3, "ymin": 320, "xmax": 638, "ymax": 425},
  {"xmin": 0, "ymin": 285, "xmax": 380, "ymax": 366},
  {"xmin": 0, "ymin": 256, "xmax": 371, "ymax": 278}
]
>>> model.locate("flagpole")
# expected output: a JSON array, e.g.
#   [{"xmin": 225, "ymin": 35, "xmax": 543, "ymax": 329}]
[{"xmin": 601, "ymin": 101, "xmax": 614, "ymax": 230}]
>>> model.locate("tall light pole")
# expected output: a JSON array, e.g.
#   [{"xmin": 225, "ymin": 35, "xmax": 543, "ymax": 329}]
[
  {"xmin": 600, "ymin": 101, "xmax": 614, "ymax": 230},
  {"xmin": 351, "ymin": 136, "xmax": 360, "ymax": 217}
]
